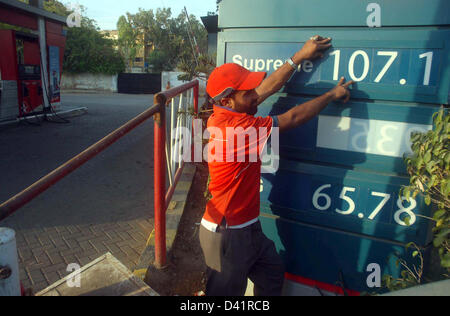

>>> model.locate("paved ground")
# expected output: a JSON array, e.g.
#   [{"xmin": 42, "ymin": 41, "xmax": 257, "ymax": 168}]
[{"xmin": 0, "ymin": 92, "xmax": 157, "ymax": 292}]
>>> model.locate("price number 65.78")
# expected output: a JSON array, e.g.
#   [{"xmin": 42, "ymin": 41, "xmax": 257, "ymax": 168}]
[{"xmin": 312, "ymin": 184, "xmax": 417, "ymax": 226}]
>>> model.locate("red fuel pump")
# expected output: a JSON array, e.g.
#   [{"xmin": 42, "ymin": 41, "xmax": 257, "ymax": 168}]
[{"xmin": 0, "ymin": 30, "xmax": 44, "ymax": 120}]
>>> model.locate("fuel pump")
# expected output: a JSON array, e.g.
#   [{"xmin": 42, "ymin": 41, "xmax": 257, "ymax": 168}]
[
  {"xmin": 18, "ymin": 64, "xmax": 43, "ymax": 117},
  {"xmin": 16, "ymin": 33, "xmax": 44, "ymax": 117},
  {"xmin": 0, "ymin": 30, "xmax": 44, "ymax": 121}
]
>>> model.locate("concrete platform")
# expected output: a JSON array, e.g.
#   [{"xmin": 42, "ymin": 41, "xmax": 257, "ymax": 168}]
[
  {"xmin": 382, "ymin": 279, "xmax": 450, "ymax": 296},
  {"xmin": 36, "ymin": 253, "xmax": 159, "ymax": 296}
]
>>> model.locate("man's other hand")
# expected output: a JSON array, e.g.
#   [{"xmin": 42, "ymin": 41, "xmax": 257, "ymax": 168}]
[
  {"xmin": 327, "ymin": 77, "xmax": 355, "ymax": 103},
  {"xmin": 293, "ymin": 36, "xmax": 332, "ymax": 63}
]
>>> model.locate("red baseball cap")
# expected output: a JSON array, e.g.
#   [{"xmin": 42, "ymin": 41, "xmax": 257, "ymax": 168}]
[{"xmin": 207, "ymin": 63, "xmax": 267, "ymax": 103}]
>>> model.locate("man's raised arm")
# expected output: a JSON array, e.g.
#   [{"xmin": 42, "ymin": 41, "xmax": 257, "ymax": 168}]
[
  {"xmin": 277, "ymin": 77, "xmax": 355, "ymax": 133},
  {"xmin": 254, "ymin": 36, "xmax": 332, "ymax": 105}
]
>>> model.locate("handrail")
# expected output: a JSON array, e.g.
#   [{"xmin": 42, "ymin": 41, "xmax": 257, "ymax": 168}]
[
  {"xmin": 153, "ymin": 79, "xmax": 199, "ymax": 268},
  {"xmin": 157, "ymin": 80, "xmax": 199, "ymax": 102},
  {"xmin": 0, "ymin": 79, "xmax": 200, "ymax": 270}
]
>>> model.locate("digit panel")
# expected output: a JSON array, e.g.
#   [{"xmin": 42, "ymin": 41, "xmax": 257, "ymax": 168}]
[
  {"xmin": 258, "ymin": 94, "xmax": 438, "ymax": 174},
  {"xmin": 259, "ymin": 215, "xmax": 427, "ymax": 294},
  {"xmin": 219, "ymin": 0, "xmax": 449, "ymax": 28},
  {"xmin": 260, "ymin": 159, "xmax": 433, "ymax": 246},
  {"xmin": 220, "ymin": 27, "xmax": 450, "ymax": 104}
]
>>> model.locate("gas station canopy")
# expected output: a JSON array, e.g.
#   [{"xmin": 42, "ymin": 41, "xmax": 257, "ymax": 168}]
[{"xmin": 0, "ymin": 0, "xmax": 66, "ymax": 30}]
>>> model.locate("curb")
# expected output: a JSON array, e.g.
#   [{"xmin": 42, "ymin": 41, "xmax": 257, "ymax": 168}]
[
  {"xmin": 62, "ymin": 90, "xmax": 116, "ymax": 95},
  {"xmin": 133, "ymin": 163, "xmax": 197, "ymax": 280},
  {"xmin": 0, "ymin": 107, "xmax": 88, "ymax": 128}
]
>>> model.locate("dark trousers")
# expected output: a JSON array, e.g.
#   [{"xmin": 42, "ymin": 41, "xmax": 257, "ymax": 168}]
[{"xmin": 199, "ymin": 221, "xmax": 285, "ymax": 296}]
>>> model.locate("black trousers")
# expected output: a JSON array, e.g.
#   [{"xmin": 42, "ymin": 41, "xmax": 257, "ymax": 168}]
[{"xmin": 199, "ymin": 221, "xmax": 285, "ymax": 296}]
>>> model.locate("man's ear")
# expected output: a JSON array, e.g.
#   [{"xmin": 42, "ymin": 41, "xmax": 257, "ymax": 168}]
[{"xmin": 220, "ymin": 97, "xmax": 233, "ymax": 108}]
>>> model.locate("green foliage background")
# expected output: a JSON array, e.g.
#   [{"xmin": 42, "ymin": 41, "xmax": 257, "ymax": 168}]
[
  {"xmin": 63, "ymin": 6, "xmax": 125, "ymax": 75},
  {"xmin": 384, "ymin": 109, "xmax": 450, "ymax": 292},
  {"xmin": 117, "ymin": 8, "xmax": 207, "ymax": 73},
  {"xmin": 64, "ymin": 25, "xmax": 125, "ymax": 75},
  {"xmin": 402, "ymin": 109, "xmax": 450, "ymax": 269}
]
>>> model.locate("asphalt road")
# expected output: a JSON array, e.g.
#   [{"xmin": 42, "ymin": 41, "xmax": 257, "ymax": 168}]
[{"xmin": 0, "ymin": 93, "xmax": 158, "ymax": 291}]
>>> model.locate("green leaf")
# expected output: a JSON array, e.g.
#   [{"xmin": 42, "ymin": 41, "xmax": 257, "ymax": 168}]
[
  {"xmin": 426, "ymin": 161, "xmax": 435, "ymax": 175},
  {"xmin": 445, "ymin": 180, "xmax": 450, "ymax": 197},
  {"xmin": 433, "ymin": 210, "xmax": 446, "ymax": 221},
  {"xmin": 441, "ymin": 253, "xmax": 450, "ymax": 268},
  {"xmin": 425, "ymin": 194, "xmax": 431, "ymax": 206},
  {"xmin": 433, "ymin": 229, "xmax": 450, "ymax": 247},
  {"xmin": 445, "ymin": 153, "xmax": 450, "ymax": 165},
  {"xmin": 404, "ymin": 216, "xmax": 411, "ymax": 226},
  {"xmin": 412, "ymin": 251, "xmax": 419, "ymax": 258},
  {"xmin": 424, "ymin": 151, "xmax": 432, "ymax": 164},
  {"xmin": 404, "ymin": 187, "xmax": 411, "ymax": 201}
]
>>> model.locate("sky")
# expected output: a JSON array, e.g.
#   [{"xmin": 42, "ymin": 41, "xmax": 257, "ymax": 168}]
[{"xmin": 69, "ymin": 0, "xmax": 217, "ymax": 30}]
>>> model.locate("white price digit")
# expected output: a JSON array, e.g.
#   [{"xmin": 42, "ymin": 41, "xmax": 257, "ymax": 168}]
[
  {"xmin": 377, "ymin": 124, "xmax": 399, "ymax": 156},
  {"xmin": 330, "ymin": 50, "xmax": 341, "ymax": 81},
  {"xmin": 369, "ymin": 192, "xmax": 391, "ymax": 220},
  {"xmin": 394, "ymin": 197, "xmax": 417, "ymax": 226},
  {"xmin": 419, "ymin": 52, "xmax": 433, "ymax": 86},
  {"xmin": 335, "ymin": 187, "xmax": 356, "ymax": 215},
  {"xmin": 349, "ymin": 50, "xmax": 370, "ymax": 82},
  {"xmin": 313, "ymin": 184, "xmax": 332, "ymax": 211},
  {"xmin": 374, "ymin": 51, "xmax": 398, "ymax": 83},
  {"xmin": 351, "ymin": 121, "xmax": 370, "ymax": 152}
]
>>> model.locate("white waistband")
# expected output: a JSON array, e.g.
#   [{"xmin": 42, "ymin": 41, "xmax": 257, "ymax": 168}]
[{"xmin": 201, "ymin": 217, "xmax": 259, "ymax": 233}]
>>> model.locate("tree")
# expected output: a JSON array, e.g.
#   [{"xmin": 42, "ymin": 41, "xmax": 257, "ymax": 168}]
[
  {"xmin": 383, "ymin": 109, "xmax": 450, "ymax": 292},
  {"xmin": 177, "ymin": 53, "xmax": 216, "ymax": 81},
  {"xmin": 117, "ymin": 8, "xmax": 207, "ymax": 73},
  {"xmin": 117, "ymin": 15, "xmax": 138, "ymax": 72},
  {"xmin": 63, "ymin": 5, "xmax": 125, "ymax": 74},
  {"xmin": 64, "ymin": 25, "xmax": 125, "ymax": 75},
  {"xmin": 401, "ymin": 109, "xmax": 449, "ymax": 271}
]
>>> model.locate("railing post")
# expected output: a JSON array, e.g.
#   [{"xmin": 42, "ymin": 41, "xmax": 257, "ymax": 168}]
[
  {"xmin": 193, "ymin": 81, "xmax": 199, "ymax": 115},
  {"xmin": 0, "ymin": 228, "xmax": 21, "ymax": 296},
  {"xmin": 153, "ymin": 94, "xmax": 167, "ymax": 269}
]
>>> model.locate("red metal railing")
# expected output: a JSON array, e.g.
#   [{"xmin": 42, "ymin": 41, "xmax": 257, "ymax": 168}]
[{"xmin": 0, "ymin": 79, "xmax": 199, "ymax": 270}]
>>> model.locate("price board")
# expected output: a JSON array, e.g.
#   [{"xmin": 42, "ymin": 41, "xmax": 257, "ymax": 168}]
[
  {"xmin": 223, "ymin": 35, "xmax": 449, "ymax": 104},
  {"xmin": 257, "ymin": 94, "xmax": 436, "ymax": 174},
  {"xmin": 260, "ymin": 160, "xmax": 432, "ymax": 245},
  {"xmin": 217, "ymin": 0, "xmax": 449, "ymax": 294}
]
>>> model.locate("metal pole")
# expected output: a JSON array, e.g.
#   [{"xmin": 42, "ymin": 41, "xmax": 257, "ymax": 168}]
[
  {"xmin": 153, "ymin": 95, "xmax": 167, "ymax": 269},
  {"xmin": 0, "ymin": 228, "xmax": 21, "ymax": 296},
  {"xmin": 170, "ymin": 98, "xmax": 176, "ymax": 180},
  {"xmin": 33, "ymin": 0, "xmax": 51, "ymax": 110},
  {"xmin": 193, "ymin": 82, "xmax": 199, "ymax": 115}
]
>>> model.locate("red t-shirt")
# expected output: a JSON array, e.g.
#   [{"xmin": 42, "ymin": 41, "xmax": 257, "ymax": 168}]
[{"xmin": 203, "ymin": 105, "xmax": 275, "ymax": 226}]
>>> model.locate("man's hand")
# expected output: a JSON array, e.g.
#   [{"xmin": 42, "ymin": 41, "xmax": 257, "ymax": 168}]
[
  {"xmin": 292, "ymin": 35, "xmax": 332, "ymax": 64},
  {"xmin": 277, "ymin": 77, "xmax": 355, "ymax": 133},
  {"xmin": 327, "ymin": 77, "xmax": 355, "ymax": 103}
]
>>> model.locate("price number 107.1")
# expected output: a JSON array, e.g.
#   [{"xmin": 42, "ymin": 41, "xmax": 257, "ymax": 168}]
[
  {"xmin": 312, "ymin": 184, "xmax": 418, "ymax": 226},
  {"xmin": 329, "ymin": 50, "xmax": 434, "ymax": 86}
]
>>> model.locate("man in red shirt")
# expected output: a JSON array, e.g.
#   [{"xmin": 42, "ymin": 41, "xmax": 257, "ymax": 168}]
[{"xmin": 201, "ymin": 36, "xmax": 354, "ymax": 296}]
